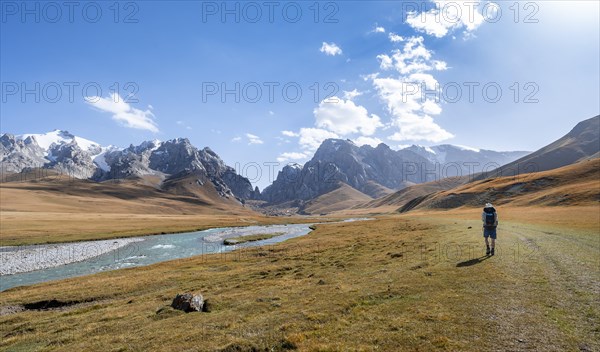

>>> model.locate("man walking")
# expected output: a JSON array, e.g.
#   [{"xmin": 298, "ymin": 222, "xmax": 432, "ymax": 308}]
[{"xmin": 482, "ymin": 203, "xmax": 498, "ymax": 256}]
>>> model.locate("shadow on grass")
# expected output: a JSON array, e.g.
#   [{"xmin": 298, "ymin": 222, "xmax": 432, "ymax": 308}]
[{"xmin": 456, "ymin": 255, "xmax": 491, "ymax": 267}]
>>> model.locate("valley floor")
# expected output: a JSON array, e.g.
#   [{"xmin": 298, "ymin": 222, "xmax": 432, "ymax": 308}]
[{"xmin": 0, "ymin": 206, "xmax": 598, "ymax": 351}]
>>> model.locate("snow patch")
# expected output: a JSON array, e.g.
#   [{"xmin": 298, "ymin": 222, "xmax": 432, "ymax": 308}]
[
  {"xmin": 454, "ymin": 144, "xmax": 480, "ymax": 153},
  {"xmin": 18, "ymin": 130, "xmax": 101, "ymax": 154}
]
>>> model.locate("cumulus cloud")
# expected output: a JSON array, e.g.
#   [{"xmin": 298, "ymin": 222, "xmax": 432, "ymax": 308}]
[
  {"xmin": 298, "ymin": 128, "xmax": 339, "ymax": 151},
  {"xmin": 406, "ymin": 0, "xmax": 485, "ymax": 38},
  {"xmin": 320, "ymin": 42, "xmax": 343, "ymax": 56},
  {"xmin": 370, "ymin": 36, "xmax": 453, "ymax": 142},
  {"xmin": 85, "ymin": 93, "xmax": 158, "ymax": 133},
  {"xmin": 354, "ymin": 136, "xmax": 383, "ymax": 148},
  {"xmin": 376, "ymin": 37, "xmax": 447, "ymax": 75},
  {"xmin": 276, "ymin": 152, "xmax": 309, "ymax": 163},
  {"xmin": 314, "ymin": 97, "xmax": 383, "ymax": 136},
  {"xmin": 245, "ymin": 133, "xmax": 264, "ymax": 145}
]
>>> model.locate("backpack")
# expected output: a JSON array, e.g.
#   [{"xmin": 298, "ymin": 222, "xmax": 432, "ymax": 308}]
[{"xmin": 484, "ymin": 210, "xmax": 496, "ymax": 227}]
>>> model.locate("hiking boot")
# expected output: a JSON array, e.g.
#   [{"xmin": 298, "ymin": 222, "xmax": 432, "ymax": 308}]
[
  {"xmin": 490, "ymin": 248, "xmax": 495, "ymax": 256},
  {"xmin": 486, "ymin": 246, "xmax": 491, "ymax": 255}
]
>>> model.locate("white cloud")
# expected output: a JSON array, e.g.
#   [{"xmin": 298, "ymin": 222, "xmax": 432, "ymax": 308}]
[
  {"xmin": 281, "ymin": 130, "xmax": 299, "ymax": 137},
  {"xmin": 276, "ymin": 152, "xmax": 309, "ymax": 163},
  {"xmin": 377, "ymin": 54, "xmax": 394, "ymax": 70},
  {"xmin": 85, "ymin": 93, "xmax": 158, "ymax": 133},
  {"xmin": 320, "ymin": 42, "xmax": 343, "ymax": 56},
  {"xmin": 372, "ymin": 25, "xmax": 386, "ymax": 33},
  {"xmin": 370, "ymin": 36, "xmax": 453, "ymax": 142},
  {"xmin": 342, "ymin": 89, "xmax": 363, "ymax": 100},
  {"xmin": 231, "ymin": 136, "xmax": 242, "ymax": 142},
  {"xmin": 269, "ymin": 110, "xmax": 275, "ymax": 116},
  {"xmin": 406, "ymin": 0, "xmax": 485, "ymax": 38},
  {"xmin": 386, "ymin": 113, "xmax": 453, "ymax": 142},
  {"xmin": 298, "ymin": 128, "xmax": 339, "ymax": 151},
  {"xmin": 314, "ymin": 97, "xmax": 383, "ymax": 136},
  {"xmin": 354, "ymin": 136, "xmax": 383, "ymax": 148},
  {"xmin": 246, "ymin": 133, "xmax": 264, "ymax": 145},
  {"xmin": 376, "ymin": 37, "xmax": 443, "ymax": 74},
  {"xmin": 388, "ymin": 32, "xmax": 404, "ymax": 42}
]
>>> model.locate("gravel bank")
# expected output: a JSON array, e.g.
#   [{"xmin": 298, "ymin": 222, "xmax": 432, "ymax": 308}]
[{"xmin": 0, "ymin": 238, "xmax": 145, "ymax": 276}]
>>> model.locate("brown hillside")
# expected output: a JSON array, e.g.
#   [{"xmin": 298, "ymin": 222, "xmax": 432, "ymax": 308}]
[
  {"xmin": 301, "ymin": 183, "xmax": 373, "ymax": 215},
  {"xmin": 402, "ymin": 158, "xmax": 600, "ymax": 212}
]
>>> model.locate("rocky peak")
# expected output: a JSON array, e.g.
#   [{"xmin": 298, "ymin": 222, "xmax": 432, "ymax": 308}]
[{"xmin": 149, "ymin": 138, "xmax": 206, "ymax": 174}]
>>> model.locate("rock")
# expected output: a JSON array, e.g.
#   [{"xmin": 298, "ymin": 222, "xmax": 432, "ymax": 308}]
[{"xmin": 171, "ymin": 293, "xmax": 205, "ymax": 313}]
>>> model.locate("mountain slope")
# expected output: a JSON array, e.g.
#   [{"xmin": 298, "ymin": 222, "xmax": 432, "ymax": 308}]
[
  {"xmin": 478, "ymin": 115, "xmax": 599, "ymax": 179},
  {"xmin": 359, "ymin": 176, "xmax": 470, "ymax": 211},
  {"xmin": 300, "ymin": 183, "xmax": 373, "ymax": 215},
  {"xmin": 0, "ymin": 171, "xmax": 251, "ymax": 216},
  {"xmin": 399, "ymin": 158, "xmax": 600, "ymax": 212}
]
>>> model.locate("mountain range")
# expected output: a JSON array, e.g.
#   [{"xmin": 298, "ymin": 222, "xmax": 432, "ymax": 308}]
[
  {"xmin": 358, "ymin": 115, "xmax": 600, "ymax": 214},
  {"xmin": 260, "ymin": 139, "xmax": 529, "ymax": 206},
  {"xmin": 0, "ymin": 130, "xmax": 257, "ymax": 202},
  {"xmin": 2, "ymin": 116, "xmax": 597, "ymax": 213}
]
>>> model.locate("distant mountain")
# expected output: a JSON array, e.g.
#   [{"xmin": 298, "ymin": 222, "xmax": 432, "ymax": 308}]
[
  {"xmin": 260, "ymin": 139, "xmax": 436, "ymax": 205},
  {"xmin": 0, "ymin": 130, "xmax": 258, "ymax": 202},
  {"xmin": 260, "ymin": 139, "xmax": 528, "ymax": 206},
  {"xmin": 477, "ymin": 115, "xmax": 600, "ymax": 179},
  {"xmin": 360, "ymin": 116, "xmax": 600, "ymax": 213},
  {"xmin": 403, "ymin": 144, "xmax": 529, "ymax": 177}
]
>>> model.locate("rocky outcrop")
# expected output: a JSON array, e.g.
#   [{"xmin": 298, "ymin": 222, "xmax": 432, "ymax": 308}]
[
  {"xmin": 0, "ymin": 134, "xmax": 47, "ymax": 173},
  {"xmin": 46, "ymin": 141, "xmax": 98, "ymax": 179},
  {"xmin": 171, "ymin": 293, "xmax": 205, "ymax": 313}
]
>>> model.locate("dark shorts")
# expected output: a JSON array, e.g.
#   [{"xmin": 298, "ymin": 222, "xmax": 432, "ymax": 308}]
[{"xmin": 483, "ymin": 227, "xmax": 497, "ymax": 239}]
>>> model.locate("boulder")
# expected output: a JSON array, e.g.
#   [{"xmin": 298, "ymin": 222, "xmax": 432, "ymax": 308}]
[{"xmin": 171, "ymin": 293, "xmax": 205, "ymax": 313}]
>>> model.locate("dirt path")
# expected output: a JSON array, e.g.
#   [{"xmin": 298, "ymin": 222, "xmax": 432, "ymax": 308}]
[{"xmin": 445, "ymin": 218, "xmax": 600, "ymax": 351}]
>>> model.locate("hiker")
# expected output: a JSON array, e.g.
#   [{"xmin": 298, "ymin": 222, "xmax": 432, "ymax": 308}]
[{"xmin": 482, "ymin": 203, "xmax": 498, "ymax": 256}]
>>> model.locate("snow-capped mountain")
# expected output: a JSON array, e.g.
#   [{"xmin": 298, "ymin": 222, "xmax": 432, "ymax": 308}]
[{"xmin": 1, "ymin": 130, "xmax": 257, "ymax": 200}]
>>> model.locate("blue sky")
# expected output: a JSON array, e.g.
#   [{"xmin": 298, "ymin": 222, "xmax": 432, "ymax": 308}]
[{"xmin": 1, "ymin": 1, "xmax": 599, "ymax": 188}]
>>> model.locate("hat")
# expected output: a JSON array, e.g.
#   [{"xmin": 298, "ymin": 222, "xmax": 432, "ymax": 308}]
[{"xmin": 485, "ymin": 203, "xmax": 493, "ymax": 208}]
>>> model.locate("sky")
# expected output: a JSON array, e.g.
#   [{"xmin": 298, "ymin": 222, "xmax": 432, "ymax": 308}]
[{"xmin": 1, "ymin": 0, "xmax": 599, "ymax": 189}]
